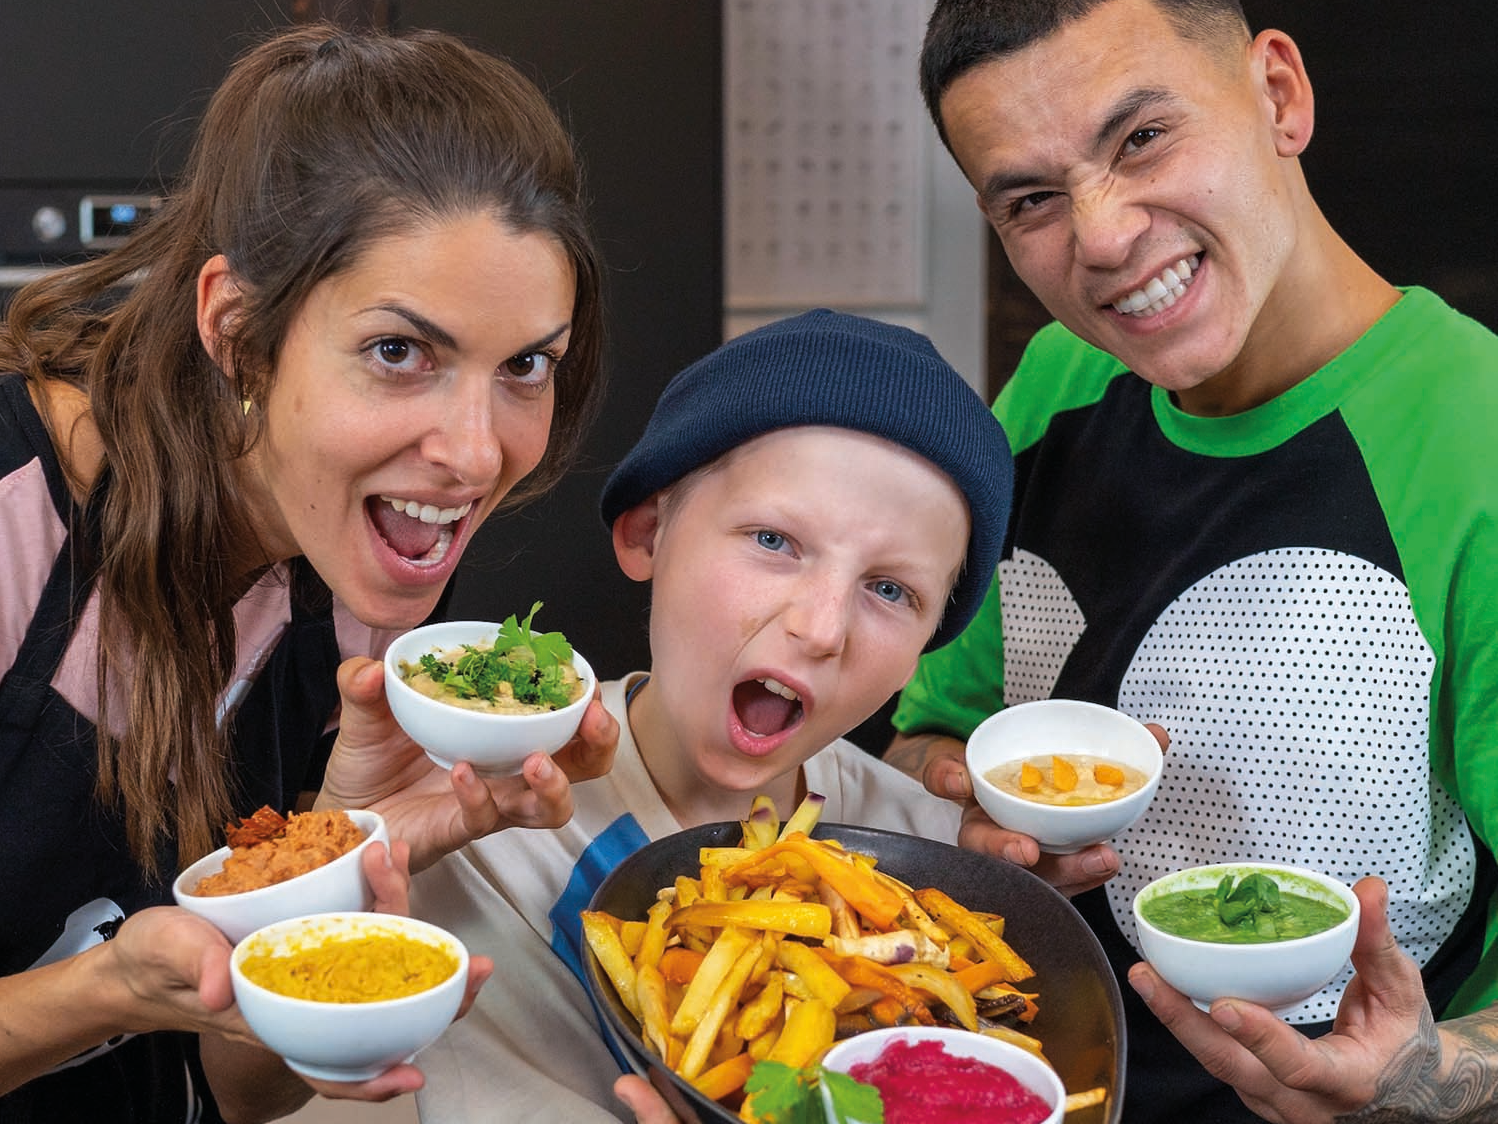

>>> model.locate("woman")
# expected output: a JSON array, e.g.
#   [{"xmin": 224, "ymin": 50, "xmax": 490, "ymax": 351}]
[{"xmin": 0, "ymin": 23, "xmax": 615, "ymax": 1123}]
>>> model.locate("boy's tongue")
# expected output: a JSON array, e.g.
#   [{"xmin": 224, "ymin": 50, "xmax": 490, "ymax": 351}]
[
  {"xmin": 733, "ymin": 680, "xmax": 798, "ymax": 736},
  {"xmin": 370, "ymin": 501, "xmax": 443, "ymax": 560}
]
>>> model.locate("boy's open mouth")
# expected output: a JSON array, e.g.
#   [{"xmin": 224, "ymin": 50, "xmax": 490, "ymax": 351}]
[
  {"xmin": 368, "ymin": 495, "xmax": 472, "ymax": 565},
  {"xmin": 733, "ymin": 676, "xmax": 804, "ymax": 737}
]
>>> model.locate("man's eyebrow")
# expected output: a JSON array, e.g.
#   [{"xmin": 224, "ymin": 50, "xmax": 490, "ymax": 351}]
[
  {"xmin": 976, "ymin": 85, "xmax": 1178, "ymax": 209},
  {"xmin": 1093, "ymin": 86, "xmax": 1176, "ymax": 152}
]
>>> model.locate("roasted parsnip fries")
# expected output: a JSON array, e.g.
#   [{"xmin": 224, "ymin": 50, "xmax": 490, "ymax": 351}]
[{"xmin": 582, "ymin": 794, "xmax": 1045, "ymax": 1119}]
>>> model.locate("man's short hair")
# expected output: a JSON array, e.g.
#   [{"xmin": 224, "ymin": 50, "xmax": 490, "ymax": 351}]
[{"xmin": 921, "ymin": 0, "xmax": 1250, "ymax": 151}]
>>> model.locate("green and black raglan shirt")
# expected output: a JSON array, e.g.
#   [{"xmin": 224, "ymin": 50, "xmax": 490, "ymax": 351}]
[{"xmin": 894, "ymin": 288, "xmax": 1498, "ymax": 1119}]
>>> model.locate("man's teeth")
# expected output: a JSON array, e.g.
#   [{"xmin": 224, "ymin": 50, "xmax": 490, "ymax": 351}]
[
  {"xmin": 379, "ymin": 496, "xmax": 473, "ymax": 525},
  {"xmin": 760, "ymin": 677, "xmax": 800, "ymax": 702},
  {"xmin": 1114, "ymin": 255, "xmax": 1200, "ymax": 317}
]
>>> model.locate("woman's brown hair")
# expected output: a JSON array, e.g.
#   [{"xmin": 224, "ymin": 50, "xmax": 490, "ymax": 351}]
[{"xmin": 0, "ymin": 24, "xmax": 606, "ymax": 872}]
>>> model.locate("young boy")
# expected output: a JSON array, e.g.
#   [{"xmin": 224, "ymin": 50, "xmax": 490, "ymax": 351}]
[{"xmin": 410, "ymin": 309, "xmax": 1014, "ymax": 1122}]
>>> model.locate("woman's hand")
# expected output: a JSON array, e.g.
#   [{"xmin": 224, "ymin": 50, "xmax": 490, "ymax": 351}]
[
  {"xmin": 1126, "ymin": 877, "xmax": 1464, "ymax": 1123},
  {"xmin": 201, "ymin": 836, "xmax": 496, "ymax": 1113},
  {"xmin": 103, "ymin": 908, "xmax": 247, "ymax": 1041},
  {"xmin": 317, "ymin": 656, "xmax": 619, "ymax": 872}
]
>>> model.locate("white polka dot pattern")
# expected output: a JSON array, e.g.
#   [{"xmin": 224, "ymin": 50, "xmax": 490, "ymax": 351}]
[
  {"xmin": 999, "ymin": 548, "xmax": 1086, "ymax": 707},
  {"xmin": 999, "ymin": 546, "xmax": 1474, "ymax": 1024}
]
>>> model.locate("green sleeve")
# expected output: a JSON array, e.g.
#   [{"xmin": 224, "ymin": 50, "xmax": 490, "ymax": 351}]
[{"xmin": 1338, "ymin": 291, "xmax": 1498, "ymax": 1014}]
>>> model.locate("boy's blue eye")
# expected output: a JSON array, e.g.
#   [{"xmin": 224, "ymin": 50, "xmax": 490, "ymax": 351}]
[
  {"xmin": 755, "ymin": 530, "xmax": 787, "ymax": 552},
  {"xmin": 873, "ymin": 579, "xmax": 907, "ymax": 604}
]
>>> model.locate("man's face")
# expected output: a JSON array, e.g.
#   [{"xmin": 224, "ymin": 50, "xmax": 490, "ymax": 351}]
[{"xmin": 940, "ymin": 0, "xmax": 1307, "ymax": 411}]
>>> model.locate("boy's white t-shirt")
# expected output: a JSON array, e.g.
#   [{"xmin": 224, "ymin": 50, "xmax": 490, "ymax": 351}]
[{"xmin": 411, "ymin": 672, "xmax": 963, "ymax": 1123}]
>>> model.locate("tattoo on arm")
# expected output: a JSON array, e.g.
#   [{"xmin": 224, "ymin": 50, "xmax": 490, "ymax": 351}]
[{"xmin": 1340, "ymin": 1006, "xmax": 1498, "ymax": 1123}]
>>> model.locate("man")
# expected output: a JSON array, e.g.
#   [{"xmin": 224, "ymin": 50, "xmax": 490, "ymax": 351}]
[{"xmin": 886, "ymin": 1, "xmax": 1498, "ymax": 1120}]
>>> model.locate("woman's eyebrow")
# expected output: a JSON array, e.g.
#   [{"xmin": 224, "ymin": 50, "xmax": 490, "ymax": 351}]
[{"xmin": 364, "ymin": 303, "xmax": 458, "ymax": 350}]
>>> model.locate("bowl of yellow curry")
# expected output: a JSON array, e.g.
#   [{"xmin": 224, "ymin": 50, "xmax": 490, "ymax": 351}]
[
  {"xmin": 230, "ymin": 911, "xmax": 469, "ymax": 1081},
  {"xmin": 384, "ymin": 604, "xmax": 596, "ymax": 774},
  {"xmin": 966, "ymin": 699, "xmax": 1163, "ymax": 854}
]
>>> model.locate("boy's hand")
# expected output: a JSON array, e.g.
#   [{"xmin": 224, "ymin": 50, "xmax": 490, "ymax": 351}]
[{"xmin": 614, "ymin": 1074, "xmax": 685, "ymax": 1124}]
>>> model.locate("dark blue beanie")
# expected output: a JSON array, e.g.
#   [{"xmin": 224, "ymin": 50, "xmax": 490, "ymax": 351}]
[{"xmin": 600, "ymin": 309, "xmax": 1013, "ymax": 650}]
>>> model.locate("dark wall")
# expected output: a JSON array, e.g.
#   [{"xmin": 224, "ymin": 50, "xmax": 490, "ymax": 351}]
[
  {"xmin": 1244, "ymin": 1, "xmax": 1498, "ymax": 329},
  {"xmin": 393, "ymin": 3, "xmax": 723, "ymax": 679},
  {"xmin": 0, "ymin": 3, "xmax": 286, "ymax": 192}
]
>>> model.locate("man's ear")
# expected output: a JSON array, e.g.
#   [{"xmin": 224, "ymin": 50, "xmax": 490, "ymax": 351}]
[
  {"xmin": 612, "ymin": 495, "xmax": 663, "ymax": 582},
  {"xmin": 1253, "ymin": 28, "xmax": 1315, "ymax": 158},
  {"xmin": 196, "ymin": 253, "xmax": 243, "ymax": 369}
]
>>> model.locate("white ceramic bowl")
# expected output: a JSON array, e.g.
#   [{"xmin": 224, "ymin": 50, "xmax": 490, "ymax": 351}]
[
  {"xmin": 966, "ymin": 699, "xmax": 1163, "ymax": 854},
  {"xmin": 1132, "ymin": 862, "xmax": 1359, "ymax": 1012},
  {"xmin": 172, "ymin": 809, "xmax": 388, "ymax": 944},
  {"xmin": 820, "ymin": 1026, "xmax": 1064, "ymax": 1124},
  {"xmin": 231, "ymin": 911, "xmax": 468, "ymax": 1081},
  {"xmin": 384, "ymin": 619, "xmax": 596, "ymax": 774}
]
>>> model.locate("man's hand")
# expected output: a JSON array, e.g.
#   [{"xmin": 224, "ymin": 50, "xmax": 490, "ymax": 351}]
[
  {"xmin": 884, "ymin": 723, "xmax": 1168, "ymax": 897},
  {"xmin": 1125, "ymin": 877, "xmax": 1498, "ymax": 1123}
]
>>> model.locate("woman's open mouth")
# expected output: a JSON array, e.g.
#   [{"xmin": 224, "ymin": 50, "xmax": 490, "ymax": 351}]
[{"xmin": 368, "ymin": 494, "xmax": 473, "ymax": 566}]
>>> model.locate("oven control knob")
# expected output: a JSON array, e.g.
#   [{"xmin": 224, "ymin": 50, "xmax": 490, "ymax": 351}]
[{"xmin": 32, "ymin": 206, "xmax": 68, "ymax": 243}]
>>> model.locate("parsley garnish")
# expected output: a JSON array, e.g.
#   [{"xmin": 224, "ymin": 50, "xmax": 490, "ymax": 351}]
[
  {"xmin": 743, "ymin": 1060, "xmax": 884, "ymax": 1124},
  {"xmin": 1215, "ymin": 872, "xmax": 1282, "ymax": 937},
  {"xmin": 415, "ymin": 601, "xmax": 578, "ymax": 709}
]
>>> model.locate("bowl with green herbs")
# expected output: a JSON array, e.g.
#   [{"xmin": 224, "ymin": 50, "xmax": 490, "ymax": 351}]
[
  {"xmin": 384, "ymin": 603, "xmax": 595, "ymax": 774},
  {"xmin": 1132, "ymin": 862, "xmax": 1359, "ymax": 1013}
]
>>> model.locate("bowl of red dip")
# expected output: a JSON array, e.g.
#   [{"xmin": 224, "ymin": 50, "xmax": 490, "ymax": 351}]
[{"xmin": 822, "ymin": 1026, "xmax": 1064, "ymax": 1124}]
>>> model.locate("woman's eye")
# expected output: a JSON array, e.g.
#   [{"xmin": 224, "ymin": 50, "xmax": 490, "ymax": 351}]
[
  {"xmin": 872, "ymin": 579, "xmax": 909, "ymax": 606},
  {"xmin": 503, "ymin": 350, "xmax": 558, "ymax": 383},
  {"xmin": 755, "ymin": 529, "xmax": 788, "ymax": 552},
  {"xmin": 370, "ymin": 336, "xmax": 427, "ymax": 374}
]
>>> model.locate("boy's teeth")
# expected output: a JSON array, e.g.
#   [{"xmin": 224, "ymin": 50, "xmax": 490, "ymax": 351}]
[
  {"xmin": 1114, "ymin": 254, "xmax": 1200, "ymax": 317},
  {"xmin": 379, "ymin": 496, "xmax": 473, "ymax": 525},
  {"xmin": 759, "ymin": 677, "xmax": 800, "ymax": 701}
]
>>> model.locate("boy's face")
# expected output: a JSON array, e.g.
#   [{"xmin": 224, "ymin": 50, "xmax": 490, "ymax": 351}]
[
  {"xmin": 621, "ymin": 427, "xmax": 968, "ymax": 818},
  {"xmin": 940, "ymin": 0, "xmax": 1310, "ymax": 411}
]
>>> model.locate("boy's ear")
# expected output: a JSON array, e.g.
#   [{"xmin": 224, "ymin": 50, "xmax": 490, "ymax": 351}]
[
  {"xmin": 611, "ymin": 496, "xmax": 663, "ymax": 582},
  {"xmin": 196, "ymin": 253, "xmax": 243, "ymax": 369}
]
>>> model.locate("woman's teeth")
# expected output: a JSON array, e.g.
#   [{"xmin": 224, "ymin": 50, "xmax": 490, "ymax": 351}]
[
  {"xmin": 759, "ymin": 677, "xmax": 800, "ymax": 702},
  {"xmin": 1113, "ymin": 254, "xmax": 1200, "ymax": 317},
  {"xmin": 379, "ymin": 496, "xmax": 473, "ymax": 525}
]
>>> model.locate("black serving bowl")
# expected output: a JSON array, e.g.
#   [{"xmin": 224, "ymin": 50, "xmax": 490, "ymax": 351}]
[{"xmin": 583, "ymin": 821, "xmax": 1125, "ymax": 1124}]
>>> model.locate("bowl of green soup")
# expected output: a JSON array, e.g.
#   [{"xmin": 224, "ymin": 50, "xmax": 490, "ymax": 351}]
[{"xmin": 1132, "ymin": 862, "xmax": 1358, "ymax": 1013}]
